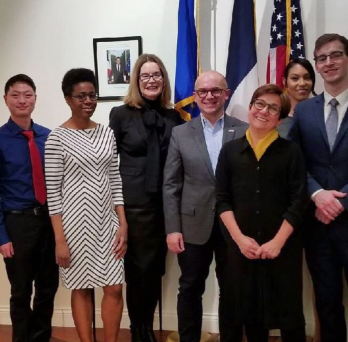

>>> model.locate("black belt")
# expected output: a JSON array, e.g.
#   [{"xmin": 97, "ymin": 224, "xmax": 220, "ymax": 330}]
[{"xmin": 6, "ymin": 206, "xmax": 48, "ymax": 216}]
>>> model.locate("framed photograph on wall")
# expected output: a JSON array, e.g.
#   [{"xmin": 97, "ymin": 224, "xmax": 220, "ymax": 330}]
[{"xmin": 93, "ymin": 36, "xmax": 142, "ymax": 100}]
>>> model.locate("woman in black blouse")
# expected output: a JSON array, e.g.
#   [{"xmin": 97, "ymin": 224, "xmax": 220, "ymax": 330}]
[
  {"xmin": 216, "ymin": 84, "xmax": 308, "ymax": 342},
  {"xmin": 277, "ymin": 58, "xmax": 316, "ymax": 138},
  {"xmin": 109, "ymin": 54, "xmax": 181, "ymax": 342}
]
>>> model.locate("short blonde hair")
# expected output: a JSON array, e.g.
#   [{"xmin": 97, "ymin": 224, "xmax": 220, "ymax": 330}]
[{"xmin": 124, "ymin": 54, "xmax": 172, "ymax": 108}]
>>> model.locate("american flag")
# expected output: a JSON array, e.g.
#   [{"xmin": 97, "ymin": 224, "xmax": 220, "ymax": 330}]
[{"xmin": 266, "ymin": 0, "xmax": 306, "ymax": 88}]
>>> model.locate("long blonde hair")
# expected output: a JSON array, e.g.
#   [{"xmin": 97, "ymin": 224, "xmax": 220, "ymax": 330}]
[{"xmin": 124, "ymin": 54, "xmax": 172, "ymax": 108}]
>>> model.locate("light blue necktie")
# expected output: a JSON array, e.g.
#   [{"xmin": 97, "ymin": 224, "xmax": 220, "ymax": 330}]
[{"xmin": 326, "ymin": 98, "xmax": 339, "ymax": 151}]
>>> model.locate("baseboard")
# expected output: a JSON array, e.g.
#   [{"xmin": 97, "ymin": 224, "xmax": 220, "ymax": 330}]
[
  {"xmin": 0, "ymin": 306, "xmax": 11, "ymax": 325},
  {"xmin": 0, "ymin": 307, "xmax": 183, "ymax": 330},
  {"xmin": 0, "ymin": 305, "xmax": 315, "ymax": 336}
]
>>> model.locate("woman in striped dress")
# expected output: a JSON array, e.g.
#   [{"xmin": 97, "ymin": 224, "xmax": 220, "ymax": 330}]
[{"xmin": 45, "ymin": 68, "xmax": 127, "ymax": 342}]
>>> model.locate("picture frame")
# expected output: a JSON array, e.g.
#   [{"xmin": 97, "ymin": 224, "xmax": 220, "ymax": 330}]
[{"xmin": 93, "ymin": 36, "xmax": 142, "ymax": 100}]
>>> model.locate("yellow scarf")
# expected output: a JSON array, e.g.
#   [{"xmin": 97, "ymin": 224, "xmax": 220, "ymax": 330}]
[{"xmin": 246, "ymin": 129, "xmax": 279, "ymax": 161}]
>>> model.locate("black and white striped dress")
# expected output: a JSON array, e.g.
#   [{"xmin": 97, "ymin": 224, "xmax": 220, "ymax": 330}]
[{"xmin": 45, "ymin": 124, "xmax": 124, "ymax": 289}]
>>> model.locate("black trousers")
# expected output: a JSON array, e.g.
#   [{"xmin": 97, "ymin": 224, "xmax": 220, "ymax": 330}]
[
  {"xmin": 4, "ymin": 213, "xmax": 59, "ymax": 342},
  {"xmin": 125, "ymin": 204, "xmax": 167, "ymax": 329},
  {"xmin": 305, "ymin": 229, "xmax": 348, "ymax": 342},
  {"xmin": 177, "ymin": 219, "xmax": 228, "ymax": 342},
  {"xmin": 126, "ymin": 270, "xmax": 163, "ymax": 328},
  {"xmin": 223, "ymin": 324, "xmax": 306, "ymax": 342}
]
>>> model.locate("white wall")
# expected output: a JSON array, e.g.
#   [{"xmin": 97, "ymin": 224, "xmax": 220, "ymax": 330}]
[{"xmin": 1, "ymin": 0, "xmax": 348, "ymax": 336}]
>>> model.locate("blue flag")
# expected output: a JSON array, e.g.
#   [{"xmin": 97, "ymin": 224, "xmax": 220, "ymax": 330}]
[
  {"xmin": 174, "ymin": 0, "xmax": 200, "ymax": 121},
  {"xmin": 225, "ymin": 0, "xmax": 258, "ymax": 122}
]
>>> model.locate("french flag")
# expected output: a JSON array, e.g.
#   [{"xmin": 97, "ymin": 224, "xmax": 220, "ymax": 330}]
[{"xmin": 225, "ymin": 0, "xmax": 258, "ymax": 122}]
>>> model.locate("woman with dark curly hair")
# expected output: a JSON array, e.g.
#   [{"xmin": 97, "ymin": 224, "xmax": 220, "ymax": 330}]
[
  {"xmin": 277, "ymin": 58, "xmax": 316, "ymax": 138},
  {"xmin": 45, "ymin": 68, "xmax": 127, "ymax": 342}
]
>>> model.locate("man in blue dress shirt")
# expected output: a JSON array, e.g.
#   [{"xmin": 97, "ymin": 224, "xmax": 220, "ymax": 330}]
[
  {"xmin": 0, "ymin": 74, "xmax": 58, "ymax": 342},
  {"xmin": 163, "ymin": 71, "xmax": 248, "ymax": 342}
]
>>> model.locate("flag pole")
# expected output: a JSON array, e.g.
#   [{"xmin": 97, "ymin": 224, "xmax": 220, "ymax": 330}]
[{"xmin": 196, "ymin": 0, "xmax": 201, "ymax": 75}]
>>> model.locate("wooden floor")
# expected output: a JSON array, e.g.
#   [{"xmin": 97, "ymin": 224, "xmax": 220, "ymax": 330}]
[
  {"xmin": 2, "ymin": 325, "xmax": 318, "ymax": 342},
  {"xmin": 0, "ymin": 326, "xmax": 171, "ymax": 342},
  {"xmin": 0, "ymin": 325, "xmax": 289, "ymax": 342},
  {"xmin": 0, "ymin": 325, "xmax": 288, "ymax": 342}
]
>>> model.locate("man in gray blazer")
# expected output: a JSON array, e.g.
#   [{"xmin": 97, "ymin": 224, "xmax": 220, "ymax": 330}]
[{"xmin": 163, "ymin": 71, "xmax": 248, "ymax": 342}]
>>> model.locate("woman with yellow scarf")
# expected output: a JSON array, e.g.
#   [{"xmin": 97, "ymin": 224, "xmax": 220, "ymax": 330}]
[{"xmin": 216, "ymin": 84, "xmax": 308, "ymax": 342}]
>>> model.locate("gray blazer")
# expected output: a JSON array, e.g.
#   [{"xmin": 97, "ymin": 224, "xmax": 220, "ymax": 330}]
[{"xmin": 163, "ymin": 114, "xmax": 248, "ymax": 245}]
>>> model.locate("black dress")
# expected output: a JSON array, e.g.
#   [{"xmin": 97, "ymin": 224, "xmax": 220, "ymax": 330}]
[
  {"xmin": 215, "ymin": 136, "xmax": 308, "ymax": 330},
  {"xmin": 109, "ymin": 100, "xmax": 182, "ymax": 329}
]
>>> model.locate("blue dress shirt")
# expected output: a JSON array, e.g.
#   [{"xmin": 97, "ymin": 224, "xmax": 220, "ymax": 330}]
[
  {"xmin": 200, "ymin": 114, "xmax": 224, "ymax": 173},
  {"xmin": 0, "ymin": 118, "xmax": 50, "ymax": 245}
]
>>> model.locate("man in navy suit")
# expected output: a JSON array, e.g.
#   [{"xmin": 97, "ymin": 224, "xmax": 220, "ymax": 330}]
[
  {"xmin": 290, "ymin": 33, "xmax": 348, "ymax": 342},
  {"xmin": 111, "ymin": 57, "xmax": 127, "ymax": 84}
]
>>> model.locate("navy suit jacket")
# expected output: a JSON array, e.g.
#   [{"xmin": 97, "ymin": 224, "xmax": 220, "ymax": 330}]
[{"xmin": 289, "ymin": 93, "xmax": 348, "ymax": 237}]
